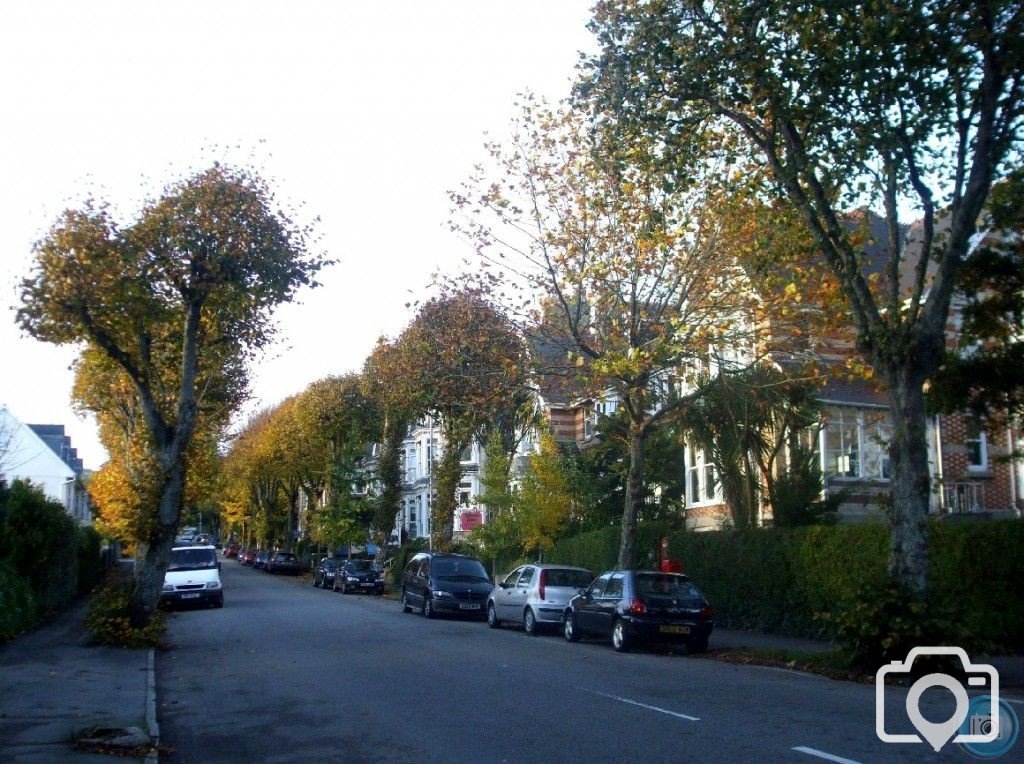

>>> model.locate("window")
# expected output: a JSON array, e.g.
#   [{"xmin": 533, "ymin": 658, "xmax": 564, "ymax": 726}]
[
  {"xmin": 503, "ymin": 567, "xmax": 523, "ymax": 587},
  {"xmin": 584, "ymin": 409, "xmax": 596, "ymax": 439},
  {"xmin": 517, "ymin": 568, "xmax": 535, "ymax": 588},
  {"xmin": 966, "ymin": 419, "xmax": 988, "ymax": 470},
  {"xmin": 823, "ymin": 406, "xmax": 892, "ymax": 480},
  {"xmin": 604, "ymin": 574, "xmax": 624, "ymax": 598},
  {"xmin": 461, "ymin": 444, "xmax": 473, "ymax": 462},
  {"xmin": 686, "ymin": 445, "xmax": 719, "ymax": 505},
  {"xmin": 588, "ymin": 574, "xmax": 610, "ymax": 598}
]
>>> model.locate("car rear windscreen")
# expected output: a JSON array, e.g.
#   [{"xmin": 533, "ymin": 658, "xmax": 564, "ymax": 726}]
[{"xmin": 635, "ymin": 574, "xmax": 704, "ymax": 604}]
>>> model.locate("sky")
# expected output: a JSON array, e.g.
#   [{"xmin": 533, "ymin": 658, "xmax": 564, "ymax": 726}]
[{"xmin": 0, "ymin": 1, "xmax": 596, "ymax": 470}]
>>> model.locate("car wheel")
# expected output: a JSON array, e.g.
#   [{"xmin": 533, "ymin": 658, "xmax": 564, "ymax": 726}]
[
  {"xmin": 611, "ymin": 619, "xmax": 631, "ymax": 652},
  {"xmin": 312, "ymin": 573, "xmax": 319, "ymax": 587},
  {"xmin": 523, "ymin": 608, "xmax": 537, "ymax": 636},
  {"xmin": 401, "ymin": 589, "xmax": 412, "ymax": 613},
  {"xmin": 332, "ymin": 577, "xmax": 339, "ymax": 592},
  {"xmin": 423, "ymin": 597, "xmax": 434, "ymax": 619},
  {"xmin": 689, "ymin": 635, "xmax": 709, "ymax": 654},
  {"xmin": 564, "ymin": 611, "xmax": 580, "ymax": 642},
  {"xmin": 486, "ymin": 602, "xmax": 500, "ymax": 629},
  {"xmin": 341, "ymin": 580, "xmax": 348, "ymax": 594},
  {"xmin": 213, "ymin": 594, "xmax": 224, "ymax": 609}
]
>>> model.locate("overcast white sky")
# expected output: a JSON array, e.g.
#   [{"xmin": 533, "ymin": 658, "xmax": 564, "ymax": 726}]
[{"xmin": 0, "ymin": 1, "xmax": 595, "ymax": 469}]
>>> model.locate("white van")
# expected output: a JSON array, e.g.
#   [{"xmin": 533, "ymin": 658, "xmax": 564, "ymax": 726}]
[{"xmin": 160, "ymin": 545, "xmax": 224, "ymax": 608}]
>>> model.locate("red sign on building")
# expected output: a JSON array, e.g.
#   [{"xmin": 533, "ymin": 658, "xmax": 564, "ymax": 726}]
[{"xmin": 460, "ymin": 510, "xmax": 483, "ymax": 531}]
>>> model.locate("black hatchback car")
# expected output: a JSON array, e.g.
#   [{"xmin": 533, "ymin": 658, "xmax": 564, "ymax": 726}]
[
  {"xmin": 400, "ymin": 552, "xmax": 492, "ymax": 619},
  {"xmin": 563, "ymin": 570, "xmax": 713, "ymax": 653}
]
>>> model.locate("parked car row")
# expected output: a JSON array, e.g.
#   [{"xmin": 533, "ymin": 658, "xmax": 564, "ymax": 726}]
[
  {"xmin": 398, "ymin": 552, "xmax": 714, "ymax": 654},
  {"xmin": 312, "ymin": 556, "xmax": 385, "ymax": 594},
  {"xmin": 234, "ymin": 547, "xmax": 302, "ymax": 575}
]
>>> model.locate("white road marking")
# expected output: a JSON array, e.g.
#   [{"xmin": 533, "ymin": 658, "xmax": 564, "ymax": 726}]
[
  {"xmin": 582, "ymin": 689, "xmax": 700, "ymax": 721},
  {"xmin": 792, "ymin": 746, "xmax": 861, "ymax": 764}
]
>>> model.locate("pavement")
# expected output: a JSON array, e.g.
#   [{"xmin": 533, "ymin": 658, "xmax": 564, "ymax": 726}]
[
  {"xmin": 0, "ymin": 590, "xmax": 1020, "ymax": 763},
  {"xmin": 0, "ymin": 597, "xmax": 158, "ymax": 763}
]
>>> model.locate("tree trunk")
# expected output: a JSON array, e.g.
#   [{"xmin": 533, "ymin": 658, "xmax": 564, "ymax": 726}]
[
  {"xmin": 616, "ymin": 420, "xmax": 647, "ymax": 570},
  {"xmin": 884, "ymin": 365, "xmax": 932, "ymax": 598},
  {"xmin": 129, "ymin": 455, "xmax": 186, "ymax": 627}
]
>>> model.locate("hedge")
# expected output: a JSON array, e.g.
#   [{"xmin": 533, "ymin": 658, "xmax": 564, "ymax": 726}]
[
  {"xmin": 548, "ymin": 518, "xmax": 1024, "ymax": 652},
  {"xmin": 0, "ymin": 479, "xmax": 106, "ymax": 642}
]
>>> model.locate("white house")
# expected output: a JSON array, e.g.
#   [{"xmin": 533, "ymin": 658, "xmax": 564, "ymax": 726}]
[{"xmin": 0, "ymin": 404, "xmax": 93, "ymax": 524}]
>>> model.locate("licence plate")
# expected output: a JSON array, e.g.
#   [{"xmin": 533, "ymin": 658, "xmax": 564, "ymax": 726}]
[
  {"xmin": 459, "ymin": 603, "xmax": 481, "ymax": 610},
  {"xmin": 660, "ymin": 624, "xmax": 690, "ymax": 634},
  {"xmin": 360, "ymin": 582, "xmax": 373, "ymax": 587},
  {"xmin": 182, "ymin": 593, "xmax": 200, "ymax": 600}
]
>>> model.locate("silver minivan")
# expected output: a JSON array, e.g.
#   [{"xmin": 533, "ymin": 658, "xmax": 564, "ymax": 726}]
[{"xmin": 487, "ymin": 564, "xmax": 593, "ymax": 634}]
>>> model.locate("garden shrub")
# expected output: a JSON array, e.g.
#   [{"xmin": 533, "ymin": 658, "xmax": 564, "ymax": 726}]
[
  {"xmin": 0, "ymin": 560, "xmax": 36, "ymax": 641},
  {"xmin": 85, "ymin": 577, "xmax": 165, "ymax": 648},
  {"xmin": 817, "ymin": 579, "xmax": 977, "ymax": 672},
  {"xmin": 2, "ymin": 479, "xmax": 79, "ymax": 614},
  {"xmin": 76, "ymin": 526, "xmax": 104, "ymax": 595}
]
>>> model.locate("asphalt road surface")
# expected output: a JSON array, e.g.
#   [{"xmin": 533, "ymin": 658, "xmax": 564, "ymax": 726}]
[{"xmin": 156, "ymin": 562, "xmax": 990, "ymax": 763}]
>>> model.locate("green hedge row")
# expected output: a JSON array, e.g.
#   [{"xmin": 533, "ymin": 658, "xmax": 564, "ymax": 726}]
[
  {"xmin": 548, "ymin": 519, "xmax": 1024, "ymax": 652},
  {"xmin": 0, "ymin": 479, "xmax": 105, "ymax": 641}
]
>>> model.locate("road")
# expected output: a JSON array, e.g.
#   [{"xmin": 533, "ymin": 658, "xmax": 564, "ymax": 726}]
[{"xmin": 156, "ymin": 562, "xmax": 983, "ymax": 763}]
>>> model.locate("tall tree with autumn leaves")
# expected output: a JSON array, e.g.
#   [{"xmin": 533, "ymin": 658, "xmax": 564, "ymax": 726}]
[
  {"xmin": 579, "ymin": 0, "xmax": 1024, "ymax": 595},
  {"xmin": 18, "ymin": 165, "xmax": 327, "ymax": 626},
  {"xmin": 383, "ymin": 288, "xmax": 531, "ymax": 549},
  {"xmin": 453, "ymin": 102, "xmax": 768, "ymax": 569}
]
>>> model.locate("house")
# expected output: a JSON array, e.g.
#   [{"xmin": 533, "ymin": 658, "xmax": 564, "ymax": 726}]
[
  {"xmin": 0, "ymin": 404, "xmax": 93, "ymax": 524},
  {"xmin": 391, "ymin": 414, "xmax": 486, "ymax": 542}
]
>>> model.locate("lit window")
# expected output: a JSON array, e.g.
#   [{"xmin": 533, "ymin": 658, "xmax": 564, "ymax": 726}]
[{"xmin": 966, "ymin": 419, "xmax": 988, "ymax": 470}]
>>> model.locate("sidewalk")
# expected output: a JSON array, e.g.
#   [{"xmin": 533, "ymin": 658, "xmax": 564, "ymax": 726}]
[
  {"xmin": 712, "ymin": 627, "xmax": 1024, "ymax": 690},
  {"xmin": 0, "ymin": 598, "xmax": 157, "ymax": 762}
]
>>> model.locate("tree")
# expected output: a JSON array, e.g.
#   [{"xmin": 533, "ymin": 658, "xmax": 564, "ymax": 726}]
[
  {"xmin": 388, "ymin": 288, "xmax": 530, "ymax": 549},
  {"xmin": 453, "ymin": 102, "xmax": 764, "ymax": 569},
  {"xmin": 581, "ymin": 0, "xmax": 1024, "ymax": 594},
  {"xmin": 517, "ymin": 431, "xmax": 584, "ymax": 559},
  {"xmin": 680, "ymin": 365, "xmax": 822, "ymax": 528},
  {"xmin": 929, "ymin": 170, "xmax": 1024, "ymax": 422},
  {"xmin": 18, "ymin": 165, "xmax": 327, "ymax": 626}
]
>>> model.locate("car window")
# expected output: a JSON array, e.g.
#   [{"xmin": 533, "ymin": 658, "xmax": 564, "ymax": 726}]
[
  {"xmin": 431, "ymin": 557, "xmax": 489, "ymax": 582},
  {"xmin": 545, "ymin": 569, "xmax": 593, "ymax": 588},
  {"xmin": 517, "ymin": 567, "xmax": 535, "ymax": 588},
  {"xmin": 168, "ymin": 548, "xmax": 217, "ymax": 571},
  {"xmin": 588, "ymin": 574, "xmax": 611, "ymax": 598},
  {"xmin": 405, "ymin": 557, "xmax": 422, "ymax": 576},
  {"xmin": 502, "ymin": 567, "xmax": 523, "ymax": 587},
  {"xmin": 276, "ymin": 553, "xmax": 297, "ymax": 562},
  {"xmin": 347, "ymin": 560, "xmax": 373, "ymax": 572},
  {"xmin": 635, "ymin": 574, "xmax": 704, "ymax": 605},
  {"xmin": 604, "ymin": 574, "xmax": 624, "ymax": 598}
]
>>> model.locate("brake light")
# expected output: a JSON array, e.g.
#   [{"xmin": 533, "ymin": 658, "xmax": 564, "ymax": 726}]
[
  {"xmin": 628, "ymin": 599, "xmax": 647, "ymax": 615},
  {"xmin": 538, "ymin": 569, "xmax": 546, "ymax": 601},
  {"xmin": 700, "ymin": 605, "xmax": 714, "ymax": 619}
]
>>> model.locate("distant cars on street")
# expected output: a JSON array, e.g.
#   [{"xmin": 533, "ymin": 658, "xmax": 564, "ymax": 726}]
[
  {"xmin": 400, "ymin": 552, "xmax": 492, "ymax": 619},
  {"xmin": 563, "ymin": 570, "xmax": 713, "ymax": 653},
  {"xmin": 312, "ymin": 556, "xmax": 342, "ymax": 589},
  {"xmin": 487, "ymin": 564, "xmax": 592, "ymax": 634},
  {"xmin": 266, "ymin": 551, "xmax": 302, "ymax": 575},
  {"xmin": 253, "ymin": 550, "xmax": 271, "ymax": 570}
]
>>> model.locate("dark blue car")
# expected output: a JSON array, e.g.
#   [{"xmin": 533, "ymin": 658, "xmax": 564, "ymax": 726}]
[{"xmin": 563, "ymin": 570, "xmax": 713, "ymax": 653}]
